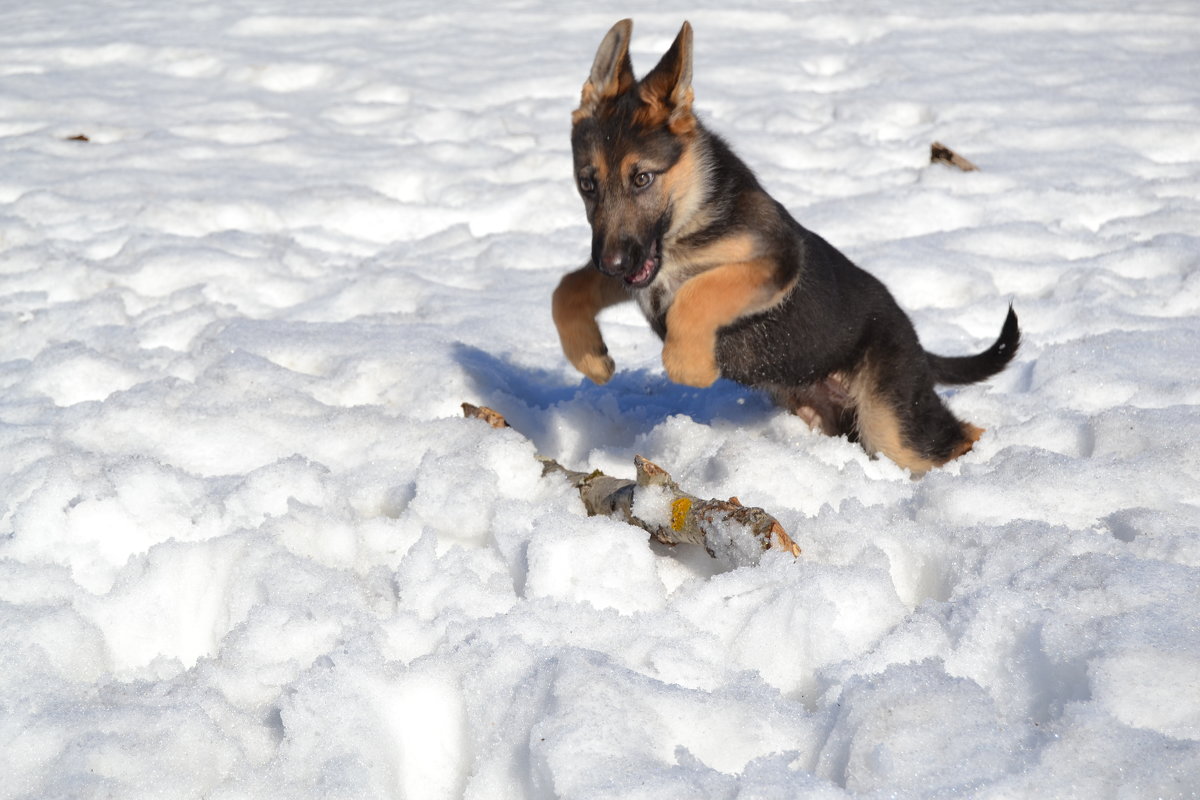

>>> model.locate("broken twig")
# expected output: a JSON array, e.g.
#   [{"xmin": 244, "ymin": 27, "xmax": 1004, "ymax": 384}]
[
  {"xmin": 931, "ymin": 141, "xmax": 978, "ymax": 172},
  {"xmin": 462, "ymin": 402, "xmax": 800, "ymax": 565}
]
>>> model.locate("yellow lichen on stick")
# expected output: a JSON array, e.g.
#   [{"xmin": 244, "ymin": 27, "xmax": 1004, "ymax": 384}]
[{"xmin": 671, "ymin": 497, "xmax": 692, "ymax": 532}]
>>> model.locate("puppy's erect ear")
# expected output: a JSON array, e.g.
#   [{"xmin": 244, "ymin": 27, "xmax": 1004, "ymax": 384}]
[
  {"xmin": 638, "ymin": 21, "xmax": 695, "ymax": 134},
  {"xmin": 575, "ymin": 19, "xmax": 635, "ymax": 123}
]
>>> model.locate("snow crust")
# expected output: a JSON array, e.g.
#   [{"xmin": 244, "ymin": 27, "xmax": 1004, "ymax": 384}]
[{"xmin": 2, "ymin": 1, "xmax": 1199, "ymax": 797}]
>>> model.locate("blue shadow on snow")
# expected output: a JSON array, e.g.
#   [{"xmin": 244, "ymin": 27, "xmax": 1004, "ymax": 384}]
[{"xmin": 453, "ymin": 342, "xmax": 776, "ymax": 458}]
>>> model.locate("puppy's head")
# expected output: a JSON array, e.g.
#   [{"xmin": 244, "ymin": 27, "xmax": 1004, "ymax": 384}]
[{"xmin": 570, "ymin": 20, "xmax": 701, "ymax": 288}]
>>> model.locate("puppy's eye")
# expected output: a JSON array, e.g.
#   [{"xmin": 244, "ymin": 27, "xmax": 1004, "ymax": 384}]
[
  {"xmin": 578, "ymin": 175, "xmax": 596, "ymax": 194},
  {"xmin": 633, "ymin": 171, "xmax": 655, "ymax": 189}
]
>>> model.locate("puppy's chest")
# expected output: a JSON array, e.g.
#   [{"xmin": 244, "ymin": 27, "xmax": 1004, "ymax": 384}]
[{"xmin": 632, "ymin": 260, "xmax": 690, "ymax": 338}]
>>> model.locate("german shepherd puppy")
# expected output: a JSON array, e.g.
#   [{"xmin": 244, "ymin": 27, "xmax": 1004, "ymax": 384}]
[{"xmin": 552, "ymin": 20, "xmax": 1020, "ymax": 475}]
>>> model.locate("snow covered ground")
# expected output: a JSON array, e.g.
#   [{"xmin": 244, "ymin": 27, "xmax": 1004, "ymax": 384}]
[{"xmin": 2, "ymin": 0, "xmax": 1199, "ymax": 797}]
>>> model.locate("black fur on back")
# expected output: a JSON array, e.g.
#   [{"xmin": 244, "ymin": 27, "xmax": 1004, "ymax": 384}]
[{"xmin": 676, "ymin": 121, "xmax": 1019, "ymax": 466}]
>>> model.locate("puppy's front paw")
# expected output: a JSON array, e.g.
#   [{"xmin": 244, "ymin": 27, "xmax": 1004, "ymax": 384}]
[
  {"xmin": 576, "ymin": 352, "xmax": 616, "ymax": 384},
  {"xmin": 662, "ymin": 338, "xmax": 719, "ymax": 388}
]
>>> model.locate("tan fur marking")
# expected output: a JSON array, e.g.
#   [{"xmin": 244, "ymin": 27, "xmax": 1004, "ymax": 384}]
[
  {"xmin": 668, "ymin": 91, "xmax": 697, "ymax": 134},
  {"xmin": 632, "ymin": 95, "xmax": 664, "ymax": 128},
  {"xmin": 657, "ymin": 141, "xmax": 713, "ymax": 243},
  {"xmin": 860, "ymin": 411, "xmax": 936, "ymax": 476},
  {"xmin": 552, "ymin": 266, "xmax": 629, "ymax": 384},
  {"xmin": 662, "ymin": 258, "xmax": 787, "ymax": 387},
  {"xmin": 592, "ymin": 149, "xmax": 608, "ymax": 184},
  {"xmin": 575, "ymin": 76, "xmax": 631, "ymax": 125},
  {"xmin": 574, "ymin": 19, "xmax": 635, "ymax": 124},
  {"xmin": 678, "ymin": 232, "xmax": 760, "ymax": 270},
  {"xmin": 635, "ymin": 22, "xmax": 695, "ymax": 134},
  {"xmin": 950, "ymin": 423, "xmax": 985, "ymax": 461},
  {"xmin": 572, "ymin": 92, "xmax": 596, "ymax": 125},
  {"xmin": 633, "ymin": 94, "xmax": 697, "ymax": 135},
  {"xmin": 847, "ymin": 368, "xmax": 938, "ymax": 476},
  {"xmin": 848, "ymin": 365, "xmax": 983, "ymax": 476},
  {"xmin": 619, "ymin": 152, "xmax": 640, "ymax": 180}
]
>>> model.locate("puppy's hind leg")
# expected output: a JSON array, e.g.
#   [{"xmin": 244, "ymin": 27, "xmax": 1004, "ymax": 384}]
[
  {"xmin": 849, "ymin": 360, "xmax": 981, "ymax": 476},
  {"xmin": 769, "ymin": 374, "xmax": 854, "ymax": 438}
]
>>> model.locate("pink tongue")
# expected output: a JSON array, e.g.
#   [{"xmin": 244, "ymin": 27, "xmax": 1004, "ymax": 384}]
[{"xmin": 631, "ymin": 257, "xmax": 654, "ymax": 284}]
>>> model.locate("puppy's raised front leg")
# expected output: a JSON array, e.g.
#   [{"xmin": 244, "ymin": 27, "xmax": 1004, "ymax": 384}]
[
  {"xmin": 662, "ymin": 259, "xmax": 790, "ymax": 388},
  {"xmin": 552, "ymin": 265, "xmax": 629, "ymax": 384}
]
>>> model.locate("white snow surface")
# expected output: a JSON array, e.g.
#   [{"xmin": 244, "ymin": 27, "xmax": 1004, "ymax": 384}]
[{"xmin": 3, "ymin": 1, "xmax": 1200, "ymax": 797}]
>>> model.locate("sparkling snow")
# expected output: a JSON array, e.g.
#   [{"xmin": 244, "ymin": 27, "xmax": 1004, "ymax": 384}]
[{"xmin": 2, "ymin": 1, "xmax": 1199, "ymax": 798}]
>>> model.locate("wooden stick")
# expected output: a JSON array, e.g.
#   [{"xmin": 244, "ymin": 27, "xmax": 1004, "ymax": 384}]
[
  {"xmin": 931, "ymin": 141, "xmax": 979, "ymax": 172},
  {"xmin": 462, "ymin": 403, "xmax": 800, "ymax": 566}
]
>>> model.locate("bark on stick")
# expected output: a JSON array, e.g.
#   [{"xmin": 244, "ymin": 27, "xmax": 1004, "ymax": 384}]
[{"xmin": 931, "ymin": 141, "xmax": 979, "ymax": 171}]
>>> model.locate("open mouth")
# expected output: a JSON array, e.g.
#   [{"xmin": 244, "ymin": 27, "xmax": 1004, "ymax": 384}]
[{"xmin": 624, "ymin": 238, "xmax": 661, "ymax": 288}]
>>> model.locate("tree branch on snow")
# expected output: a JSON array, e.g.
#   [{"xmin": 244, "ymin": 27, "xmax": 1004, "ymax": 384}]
[
  {"xmin": 930, "ymin": 141, "xmax": 979, "ymax": 172},
  {"xmin": 462, "ymin": 402, "xmax": 801, "ymax": 565}
]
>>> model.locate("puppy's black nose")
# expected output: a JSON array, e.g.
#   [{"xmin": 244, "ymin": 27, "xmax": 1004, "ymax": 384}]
[{"xmin": 599, "ymin": 251, "xmax": 624, "ymax": 275}]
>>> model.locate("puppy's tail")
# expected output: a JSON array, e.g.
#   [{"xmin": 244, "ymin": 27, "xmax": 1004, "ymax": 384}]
[{"xmin": 927, "ymin": 305, "xmax": 1020, "ymax": 385}]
